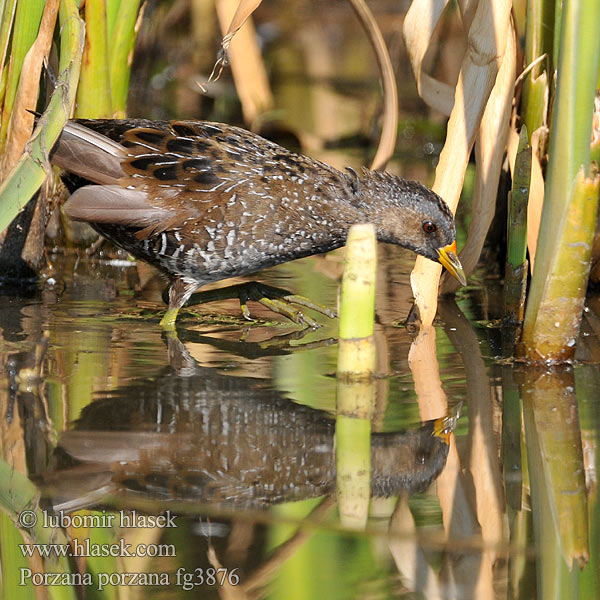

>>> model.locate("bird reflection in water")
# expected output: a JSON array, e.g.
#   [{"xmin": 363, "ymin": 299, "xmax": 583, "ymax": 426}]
[{"xmin": 42, "ymin": 364, "xmax": 459, "ymax": 512}]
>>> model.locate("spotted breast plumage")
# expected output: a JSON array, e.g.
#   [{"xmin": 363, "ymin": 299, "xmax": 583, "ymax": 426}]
[{"xmin": 53, "ymin": 119, "xmax": 465, "ymax": 328}]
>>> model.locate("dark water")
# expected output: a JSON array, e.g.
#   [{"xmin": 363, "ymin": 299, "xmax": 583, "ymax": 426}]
[{"xmin": 2, "ymin": 242, "xmax": 600, "ymax": 599}]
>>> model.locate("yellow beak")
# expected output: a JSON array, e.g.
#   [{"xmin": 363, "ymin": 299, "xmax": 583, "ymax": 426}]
[
  {"xmin": 433, "ymin": 401, "xmax": 463, "ymax": 443},
  {"xmin": 438, "ymin": 241, "xmax": 467, "ymax": 286}
]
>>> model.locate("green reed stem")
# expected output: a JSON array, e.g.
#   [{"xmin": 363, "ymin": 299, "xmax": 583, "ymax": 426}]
[
  {"xmin": 0, "ymin": 0, "xmax": 84, "ymax": 234},
  {"xmin": 521, "ymin": 0, "xmax": 554, "ymax": 141},
  {"xmin": 521, "ymin": 0, "xmax": 600, "ymax": 362},
  {"xmin": 109, "ymin": 0, "xmax": 141, "ymax": 117},
  {"xmin": 336, "ymin": 224, "xmax": 377, "ymax": 528},
  {"xmin": 508, "ymin": 127, "xmax": 531, "ymax": 270},
  {"xmin": 75, "ymin": 0, "xmax": 112, "ymax": 117},
  {"xmin": 0, "ymin": 0, "xmax": 17, "ymax": 91},
  {"xmin": 504, "ymin": 127, "xmax": 530, "ymax": 326}
]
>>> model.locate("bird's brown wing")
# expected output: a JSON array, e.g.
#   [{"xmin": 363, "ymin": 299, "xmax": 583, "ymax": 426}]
[
  {"xmin": 120, "ymin": 121, "xmax": 349, "ymax": 193},
  {"xmin": 59, "ymin": 119, "xmax": 352, "ymax": 239},
  {"xmin": 118, "ymin": 120, "xmax": 354, "ymax": 238}
]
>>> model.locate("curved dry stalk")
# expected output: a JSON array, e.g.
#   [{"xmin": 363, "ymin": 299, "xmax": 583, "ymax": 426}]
[
  {"xmin": 408, "ymin": 0, "xmax": 513, "ymax": 326},
  {"xmin": 347, "ymin": 0, "xmax": 398, "ymax": 170},
  {"xmin": 441, "ymin": 18, "xmax": 517, "ymax": 293}
]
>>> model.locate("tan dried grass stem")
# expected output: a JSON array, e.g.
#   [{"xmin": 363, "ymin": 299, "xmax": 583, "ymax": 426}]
[
  {"xmin": 347, "ymin": 0, "xmax": 398, "ymax": 170},
  {"xmin": 406, "ymin": 0, "xmax": 513, "ymax": 325}
]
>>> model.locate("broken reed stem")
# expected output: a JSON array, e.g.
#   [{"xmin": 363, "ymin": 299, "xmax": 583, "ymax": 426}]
[
  {"xmin": 521, "ymin": 170, "xmax": 600, "ymax": 361},
  {"xmin": 336, "ymin": 223, "xmax": 376, "ymax": 529},
  {"xmin": 337, "ymin": 223, "xmax": 376, "ymax": 378}
]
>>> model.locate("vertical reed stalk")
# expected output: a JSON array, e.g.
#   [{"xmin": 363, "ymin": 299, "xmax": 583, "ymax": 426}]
[
  {"xmin": 521, "ymin": 0, "xmax": 553, "ymax": 140},
  {"xmin": 504, "ymin": 126, "xmax": 531, "ymax": 326},
  {"xmin": 521, "ymin": 0, "xmax": 600, "ymax": 362},
  {"xmin": 336, "ymin": 224, "xmax": 376, "ymax": 529},
  {"xmin": 109, "ymin": 0, "xmax": 142, "ymax": 117},
  {"xmin": 76, "ymin": 0, "xmax": 112, "ymax": 116},
  {"xmin": 0, "ymin": 0, "xmax": 84, "ymax": 233}
]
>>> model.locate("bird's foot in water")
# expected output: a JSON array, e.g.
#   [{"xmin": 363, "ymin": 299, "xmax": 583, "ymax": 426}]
[
  {"xmin": 237, "ymin": 282, "xmax": 337, "ymax": 329},
  {"xmin": 162, "ymin": 281, "xmax": 337, "ymax": 330}
]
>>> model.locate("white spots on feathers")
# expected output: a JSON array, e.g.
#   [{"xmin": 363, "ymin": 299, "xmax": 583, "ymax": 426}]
[{"xmin": 172, "ymin": 244, "xmax": 185, "ymax": 259}]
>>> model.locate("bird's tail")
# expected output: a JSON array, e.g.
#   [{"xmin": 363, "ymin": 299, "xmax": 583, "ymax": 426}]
[{"xmin": 52, "ymin": 121, "xmax": 126, "ymax": 185}]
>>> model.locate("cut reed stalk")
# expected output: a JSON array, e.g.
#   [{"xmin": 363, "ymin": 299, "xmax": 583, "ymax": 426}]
[{"xmin": 336, "ymin": 223, "xmax": 376, "ymax": 529}]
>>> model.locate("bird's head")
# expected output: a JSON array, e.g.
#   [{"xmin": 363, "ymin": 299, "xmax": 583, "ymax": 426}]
[{"xmin": 353, "ymin": 170, "xmax": 466, "ymax": 285}]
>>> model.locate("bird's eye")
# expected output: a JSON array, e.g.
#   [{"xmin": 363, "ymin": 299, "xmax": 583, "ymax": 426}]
[{"xmin": 422, "ymin": 221, "xmax": 437, "ymax": 234}]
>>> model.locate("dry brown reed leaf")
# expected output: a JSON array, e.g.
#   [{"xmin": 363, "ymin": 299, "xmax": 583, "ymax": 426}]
[
  {"xmin": 526, "ymin": 128, "xmax": 546, "ymax": 270},
  {"xmin": 203, "ymin": 0, "xmax": 261, "ymax": 85},
  {"xmin": 0, "ymin": 0, "xmax": 60, "ymax": 180},
  {"xmin": 441, "ymin": 19, "xmax": 517, "ymax": 294},
  {"xmin": 347, "ymin": 0, "xmax": 398, "ymax": 170},
  {"xmin": 225, "ymin": 0, "xmax": 263, "ymax": 36},
  {"xmin": 402, "ymin": 0, "xmax": 455, "ymax": 116},
  {"xmin": 213, "ymin": 0, "xmax": 273, "ymax": 126},
  {"xmin": 507, "ymin": 124, "xmax": 545, "ymax": 271},
  {"xmin": 406, "ymin": 0, "xmax": 513, "ymax": 326},
  {"xmin": 206, "ymin": 0, "xmax": 263, "ymax": 84}
]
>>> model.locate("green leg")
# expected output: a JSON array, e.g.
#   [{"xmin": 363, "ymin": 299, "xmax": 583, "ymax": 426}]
[{"xmin": 159, "ymin": 306, "xmax": 180, "ymax": 330}]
